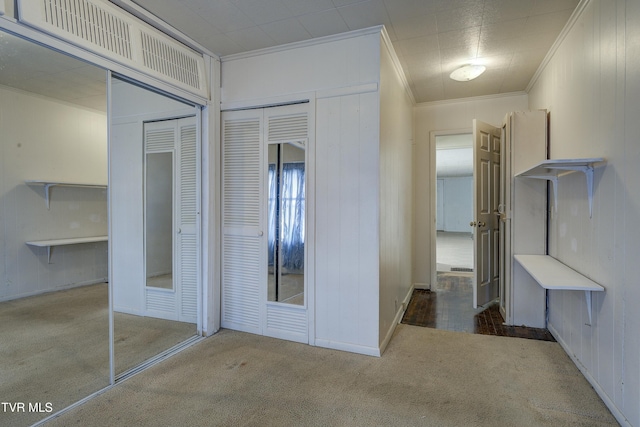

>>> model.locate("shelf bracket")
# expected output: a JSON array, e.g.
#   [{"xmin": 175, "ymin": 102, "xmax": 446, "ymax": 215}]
[
  {"xmin": 549, "ymin": 165, "xmax": 595, "ymax": 218},
  {"xmin": 43, "ymin": 183, "xmax": 56, "ymax": 210},
  {"xmin": 584, "ymin": 290, "xmax": 592, "ymax": 326}
]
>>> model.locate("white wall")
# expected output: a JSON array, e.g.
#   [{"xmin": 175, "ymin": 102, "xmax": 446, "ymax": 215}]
[
  {"xmin": 0, "ymin": 86, "xmax": 107, "ymax": 301},
  {"xmin": 528, "ymin": 1, "xmax": 638, "ymax": 424},
  {"xmin": 378, "ymin": 35, "xmax": 414, "ymax": 348},
  {"xmin": 437, "ymin": 176, "xmax": 473, "ymax": 232},
  {"xmin": 222, "ymin": 28, "xmax": 387, "ymax": 355},
  {"xmin": 221, "ymin": 30, "xmax": 380, "ymax": 107},
  {"xmin": 413, "ymin": 94, "xmax": 528, "ymax": 287}
]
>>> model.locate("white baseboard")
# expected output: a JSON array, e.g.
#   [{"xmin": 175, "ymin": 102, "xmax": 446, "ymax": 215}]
[
  {"xmin": 379, "ymin": 284, "xmax": 415, "ymax": 356},
  {"xmin": 0, "ymin": 278, "xmax": 108, "ymax": 303},
  {"xmin": 548, "ymin": 322, "xmax": 631, "ymax": 427},
  {"xmin": 314, "ymin": 338, "xmax": 380, "ymax": 357}
]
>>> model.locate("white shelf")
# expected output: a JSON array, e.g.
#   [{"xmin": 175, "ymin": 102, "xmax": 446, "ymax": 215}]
[
  {"xmin": 514, "ymin": 254, "xmax": 604, "ymax": 325},
  {"xmin": 26, "ymin": 180, "xmax": 107, "ymax": 209},
  {"xmin": 515, "ymin": 158, "xmax": 605, "ymax": 217},
  {"xmin": 26, "ymin": 236, "xmax": 108, "ymax": 263}
]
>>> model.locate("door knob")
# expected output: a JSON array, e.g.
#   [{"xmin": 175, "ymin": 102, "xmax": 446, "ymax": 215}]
[
  {"xmin": 470, "ymin": 221, "xmax": 476, "ymax": 227},
  {"xmin": 258, "ymin": 231, "xmax": 264, "ymax": 236},
  {"xmin": 477, "ymin": 221, "xmax": 486, "ymax": 227}
]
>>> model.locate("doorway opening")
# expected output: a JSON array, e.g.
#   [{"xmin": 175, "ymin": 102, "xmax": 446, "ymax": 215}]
[
  {"xmin": 425, "ymin": 132, "xmax": 481, "ymax": 332},
  {"xmin": 435, "ymin": 133, "xmax": 474, "ymax": 274}
]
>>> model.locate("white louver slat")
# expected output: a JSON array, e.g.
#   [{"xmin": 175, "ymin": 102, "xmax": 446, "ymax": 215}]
[
  {"xmin": 18, "ymin": 0, "xmax": 207, "ymax": 98},
  {"xmin": 221, "ymin": 110, "xmax": 263, "ymax": 334},
  {"xmin": 177, "ymin": 119, "xmax": 198, "ymax": 322},
  {"xmin": 267, "ymin": 114, "xmax": 308, "ymax": 142}
]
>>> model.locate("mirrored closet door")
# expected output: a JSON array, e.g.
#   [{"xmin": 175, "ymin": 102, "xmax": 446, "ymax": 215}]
[
  {"xmin": 0, "ymin": 30, "xmax": 109, "ymax": 427},
  {"xmin": 109, "ymin": 76, "xmax": 201, "ymax": 377}
]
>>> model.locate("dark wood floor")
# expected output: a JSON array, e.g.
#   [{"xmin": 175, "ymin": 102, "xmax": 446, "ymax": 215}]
[{"xmin": 402, "ymin": 272, "xmax": 555, "ymax": 341}]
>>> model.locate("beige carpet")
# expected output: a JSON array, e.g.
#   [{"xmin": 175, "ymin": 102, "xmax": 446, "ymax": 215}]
[
  {"xmin": 0, "ymin": 283, "xmax": 196, "ymax": 427},
  {"xmin": 42, "ymin": 325, "xmax": 617, "ymax": 427}
]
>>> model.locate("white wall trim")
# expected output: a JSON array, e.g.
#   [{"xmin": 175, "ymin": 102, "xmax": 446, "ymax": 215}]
[
  {"xmin": 314, "ymin": 339, "xmax": 381, "ymax": 357},
  {"xmin": 316, "ymin": 83, "xmax": 379, "ymax": 100},
  {"xmin": 379, "ymin": 284, "xmax": 414, "ymax": 355},
  {"xmin": 221, "ymin": 91, "xmax": 315, "ymax": 112},
  {"xmin": 0, "ymin": 279, "xmax": 108, "ymax": 303},
  {"xmin": 380, "ymin": 26, "xmax": 415, "ymax": 105},
  {"xmin": 548, "ymin": 323, "xmax": 631, "ymax": 427},
  {"xmin": 415, "ymin": 91, "xmax": 528, "ymax": 110},
  {"xmin": 526, "ymin": 0, "xmax": 591, "ymax": 93},
  {"xmin": 221, "ymin": 25, "xmax": 384, "ymax": 62}
]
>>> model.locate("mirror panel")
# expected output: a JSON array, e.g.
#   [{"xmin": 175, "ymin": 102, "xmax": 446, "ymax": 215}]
[
  {"xmin": 145, "ymin": 151, "xmax": 174, "ymax": 290},
  {"xmin": 110, "ymin": 76, "xmax": 198, "ymax": 376},
  {"xmin": 0, "ymin": 31, "xmax": 109, "ymax": 426},
  {"xmin": 268, "ymin": 142, "xmax": 305, "ymax": 305}
]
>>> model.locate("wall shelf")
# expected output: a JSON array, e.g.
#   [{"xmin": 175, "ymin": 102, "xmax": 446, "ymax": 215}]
[
  {"xmin": 514, "ymin": 254, "xmax": 604, "ymax": 325},
  {"xmin": 26, "ymin": 180, "xmax": 107, "ymax": 209},
  {"xmin": 514, "ymin": 158, "xmax": 605, "ymax": 217},
  {"xmin": 26, "ymin": 236, "xmax": 108, "ymax": 264}
]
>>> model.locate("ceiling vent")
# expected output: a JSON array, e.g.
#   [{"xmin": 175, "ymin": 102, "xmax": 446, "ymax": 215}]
[{"xmin": 18, "ymin": 0, "xmax": 208, "ymax": 99}]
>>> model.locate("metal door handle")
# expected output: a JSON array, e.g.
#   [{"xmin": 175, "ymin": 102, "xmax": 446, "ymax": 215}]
[
  {"xmin": 470, "ymin": 221, "xmax": 476, "ymax": 227},
  {"xmin": 477, "ymin": 221, "xmax": 486, "ymax": 227},
  {"xmin": 258, "ymin": 231, "xmax": 264, "ymax": 236}
]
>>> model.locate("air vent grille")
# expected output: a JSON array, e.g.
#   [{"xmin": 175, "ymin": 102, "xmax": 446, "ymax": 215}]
[
  {"xmin": 141, "ymin": 32, "xmax": 201, "ymax": 90},
  {"xmin": 42, "ymin": 0, "xmax": 132, "ymax": 59},
  {"xmin": 19, "ymin": 0, "xmax": 208, "ymax": 99}
]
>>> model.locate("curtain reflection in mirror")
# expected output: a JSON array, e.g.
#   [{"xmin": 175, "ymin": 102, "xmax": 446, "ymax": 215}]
[{"xmin": 268, "ymin": 143, "xmax": 305, "ymax": 305}]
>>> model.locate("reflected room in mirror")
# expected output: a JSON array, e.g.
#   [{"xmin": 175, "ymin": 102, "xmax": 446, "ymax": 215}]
[
  {"xmin": 267, "ymin": 141, "xmax": 306, "ymax": 306},
  {"xmin": 0, "ymin": 30, "xmax": 109, "ymax": 427}
]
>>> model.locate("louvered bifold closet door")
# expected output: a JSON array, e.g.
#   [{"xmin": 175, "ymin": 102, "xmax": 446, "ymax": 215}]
[
  {"xmin": 221, "ymin": 110, "xmax": 264, "ymax": 334},
  {"xmin": 263, "ymin": 105, "xmax": 309, "ymax": 344},
  {"xmin": 177, "ymin": 116, "xmax": 199, "ymax": 323}
]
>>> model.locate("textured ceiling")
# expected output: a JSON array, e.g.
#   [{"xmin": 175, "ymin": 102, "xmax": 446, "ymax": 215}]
[
  {"xmin": 0, "ymin": 0, "xmax": 580, "ymax": 108},
  {"xmin": 129, "ymin": 0, "xmax": 580, "ymax": 103},
  {"xmin": 0, "ymin": 32, "xmax": 107, "ymax": 111}
]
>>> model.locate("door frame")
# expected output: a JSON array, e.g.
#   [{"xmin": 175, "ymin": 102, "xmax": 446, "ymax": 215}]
[{"xmin": 429, "ymin": 128, "xmax": 471, "ymax": 289}]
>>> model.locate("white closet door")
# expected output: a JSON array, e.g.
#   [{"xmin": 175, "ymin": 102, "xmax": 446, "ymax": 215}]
[
  {"xmin": 221, "ymin": 110, "xmax": 264, "ymax": 334},
  {"xmin": 144, "ymin": 116, "xmax": 200, "ymax": 323},
  {"xmin": 263, "ymin": 105, "xmax": 309, "ymax": 344},
  {"xmin": 176, "ymin": 116, "xmax": 199, "ymax": 323},
  {"xmin": 144, "ymin": 120, "xmax": 179, "ymax": 320}
]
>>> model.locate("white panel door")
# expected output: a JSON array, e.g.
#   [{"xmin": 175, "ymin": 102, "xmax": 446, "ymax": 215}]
[
  {"xmin": 221, "ymin": 110, "xmax": 264, "ymax": 334},
  {"xmin": 472, "ymin": 120, "xmax": 501, "ymax": 308}
]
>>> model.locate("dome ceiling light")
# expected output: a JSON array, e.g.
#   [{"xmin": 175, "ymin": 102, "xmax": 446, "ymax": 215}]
[{"xmin": 449, "ymin": 64, "xmax": 486, "ymax": 82}]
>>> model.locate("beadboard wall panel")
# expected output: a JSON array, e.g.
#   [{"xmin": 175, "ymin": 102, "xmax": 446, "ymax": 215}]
[
  {"xmin": 528, "ymin": 0, "xmax": 637, "ymax": 424},
  {"xmin": 0, "ymin": 86, "xmax": 107, "ymax": 301}
]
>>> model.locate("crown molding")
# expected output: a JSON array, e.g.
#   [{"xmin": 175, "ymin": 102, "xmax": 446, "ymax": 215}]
[
  {"xmin": 221, "ymin": 25, "xmax": 384, "ymax": 62},
  {"xmin": 415, "ymin": 91, "xmax": 528, "ymax": 109}
]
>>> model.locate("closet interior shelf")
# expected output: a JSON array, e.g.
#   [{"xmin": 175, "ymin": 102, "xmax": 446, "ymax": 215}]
[
  {"xmin": 26, "ymin": 236, "xmax": 108, "ymax": 264},
  {"xmin": 514, "ymin": 158, "xmax": 605, "ymax": 217},
  {"xmin": 25, "ymin": 180, "xmax": 107, "ymax": 209}
]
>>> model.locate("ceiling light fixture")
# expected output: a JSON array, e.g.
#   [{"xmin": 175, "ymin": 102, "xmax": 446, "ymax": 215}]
[{"xmin": 449, "ymin": 64, "xmax": 486, "ymax": 82}]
